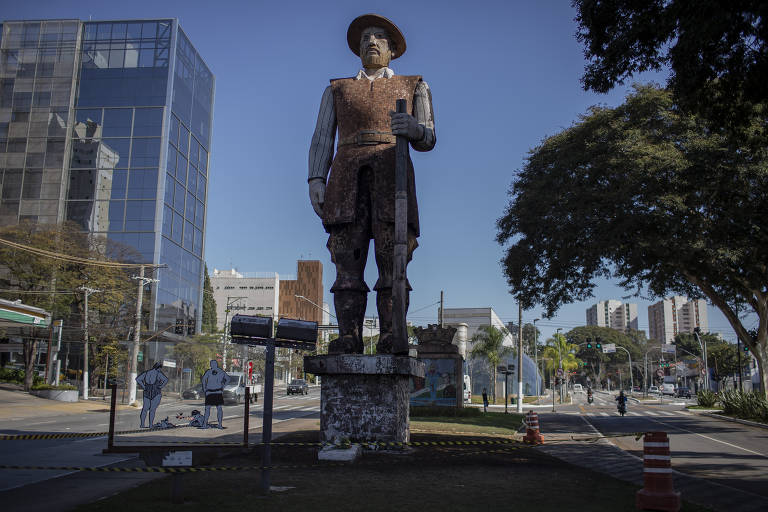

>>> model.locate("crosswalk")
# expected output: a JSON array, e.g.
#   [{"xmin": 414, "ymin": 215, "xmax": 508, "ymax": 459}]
[{"xmin": 556, "ymin": 408, "xmax": 692, "ymax": 418}]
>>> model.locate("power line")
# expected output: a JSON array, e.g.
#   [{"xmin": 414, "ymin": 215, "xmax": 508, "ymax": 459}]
[{"xmin": 0, "ymin": 237, "xmax": 165, "ymax": 269}]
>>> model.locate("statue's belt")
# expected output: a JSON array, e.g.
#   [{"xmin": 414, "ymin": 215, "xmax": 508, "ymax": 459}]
[{"xmin": 338, "ymin": 130, "xmax": 396, "ymax": 147}]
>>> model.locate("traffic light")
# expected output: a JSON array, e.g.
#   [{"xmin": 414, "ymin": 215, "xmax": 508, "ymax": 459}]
[
  {"xmin": 595, "ymin": 338, "xmax": 602, "ymax": 350},
  {"xmin": 744, "ymin": 345, "xmax": 749, "ymax": 353},
  {"xmin": 586, "ymin": 339, "xmax": 593, "ymax": 349}
]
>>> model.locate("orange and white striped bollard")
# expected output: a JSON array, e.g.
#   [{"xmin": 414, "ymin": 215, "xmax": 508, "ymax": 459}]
[{"xmin": 636, "ymin": 431, "xmax": 680, "ymax": 511}]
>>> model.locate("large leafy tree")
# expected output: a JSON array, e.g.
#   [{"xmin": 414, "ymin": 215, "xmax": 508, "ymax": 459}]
[
  {"xmin": 496, "ymin": 85, "xmax": 768, "ymax": 398},
  {"xmin": 574, "ymin": 0, "xmax": 767, "ymax": 138},
  {"xmin": 470, "ymin": 325, "xmax": 513, "ymax": 404},
  {"xmin": 567, "ymin": 326, "xmax": 645, "ymax": 387},
  {"xmin": 0, "ymin": 222, "xmax": 136, "ymax": 391}
]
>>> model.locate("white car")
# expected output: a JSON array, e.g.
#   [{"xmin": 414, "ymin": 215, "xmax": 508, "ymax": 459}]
[
  {"xmin": 573, "ymin": 384, "xmax": 583, "ymax": 393},
  {"xmin": 660, "ymin": 383, "xmax": 676, "ymax": 396},
  {"xmin": 648, "ymin": 386, "xmax": 660, "ymax": 395}
]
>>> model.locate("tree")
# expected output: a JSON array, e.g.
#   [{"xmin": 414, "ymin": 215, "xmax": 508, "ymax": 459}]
[
  {"xmin": 574, "ymin": 0, "xmax": 767, "ymax": 139},
  {"xmin": 172, "ymin": 333, "xmax": 220, "ymax": 384},
  {"xmin": 497, "ymin": 85, "xmax": 768, "ymax": 398},
  {"xmin": 566, "ymin": 326, "xmax": 644, "ymax": 386},
  {"xmin": 507, "ymin": 322, "xmax": 539, "ymax": 356},
  {"xmin": 201, "ymin": 264, "xmax": 218, "ymax": 333},
  {"xmin": 470, "ymin": 325, "xmax": 513, "ymax": 404},
  {"xmin": 0, "ymin": 222, "xmax": 136, "ymax": 391}
]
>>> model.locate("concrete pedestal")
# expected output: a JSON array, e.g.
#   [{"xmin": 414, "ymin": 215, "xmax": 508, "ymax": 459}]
[{"xmin": 303, "ymin": 355, "xmax": 425, "ymax": 444}]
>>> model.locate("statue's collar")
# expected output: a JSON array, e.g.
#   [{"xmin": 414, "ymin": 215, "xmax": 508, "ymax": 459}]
[{"xmin": 355, "ymin": 67, "xmax": 394, "ymax": 81}]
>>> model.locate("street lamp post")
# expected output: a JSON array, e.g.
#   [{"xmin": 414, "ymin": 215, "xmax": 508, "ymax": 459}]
[
  {"xmin": 615, "ymin": 345, "xmax": 634, "ymax": 394},
  {"xmin": 533, "ymin": 318, "xmax": 539, "ymax": 397},
  {"xmin": 556, "ymin": 328, "xmax": 563, "ymax": 402},
  {"xmin": 693, "ymin": 328, "xmax": 709, "ymax": 390}
]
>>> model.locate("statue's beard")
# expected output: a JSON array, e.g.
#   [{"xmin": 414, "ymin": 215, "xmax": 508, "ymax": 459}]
[{"xmin": 361, "ymin": 52, "xmax": 390, "ymax": 69}]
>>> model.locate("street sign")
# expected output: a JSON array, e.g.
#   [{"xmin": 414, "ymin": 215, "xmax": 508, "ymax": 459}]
[
  {"xmin": 656, "ymin": 369, "xmax": 664, "ymax": 377},
  {"xmin": 182, "ymin": 368, "xmax": 191, "ymax": 373},
  {"xmin": 137, "ymin": 350, "xmax": 143, "ymax": 362},
  {"xmin": 602, "ymin": 343, "xmax": 616, "ymax": 353},
  {"xmin": 661, "ymin": 344, "xmax": 676, "ymax": 354},
  {"xmin": 162, "ymin": 359, "xmax": 176, "ymax": 368},
  {"xmin": 556, "ymin": 368, "xmax": 564, "ymax": 377},
  {"xmin": 497, "ymin": 365, "xmax": 508, "ymax": 373}
]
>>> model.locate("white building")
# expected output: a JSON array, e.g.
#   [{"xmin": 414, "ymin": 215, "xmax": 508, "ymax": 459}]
[
  {"xmin": 210, "ymin": 268, "xmax": 280, "ymax": 331},
  {"xmin": 586, "ymin": 300, "xmax": 638, "ymax": 332},
  {"xmin": 442, "ymin": 307, "xmax": 516, "ymax": 351},
  {"xmin": 648, "ymin": 296, "xmax": 708, "ymax": 344}
]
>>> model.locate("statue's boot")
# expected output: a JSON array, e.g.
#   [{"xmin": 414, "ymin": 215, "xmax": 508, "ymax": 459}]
[
  {"xmin": 328, "ymin": 290, "xmax": 366, "ymax": 354},
  {"xmin": 376, "ymin": 288, "xmax": 410, "ymax": 355}
]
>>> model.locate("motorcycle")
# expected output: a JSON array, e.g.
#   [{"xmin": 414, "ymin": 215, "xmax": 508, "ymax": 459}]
[
  {"xmin": 587, "ymin": 393, "xmax": 594, "ymax": 404},
  {"xmin": 617, "ymin": 401, "xmax": 626, "ymax": 416}
]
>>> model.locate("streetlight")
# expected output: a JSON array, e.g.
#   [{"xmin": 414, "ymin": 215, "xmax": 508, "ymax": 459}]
[
  {"xmin": 693, "ymin": 328, "xmax": 709, "ymax": 390},
  {"xmin": 222, "ymin": 296, "xmax": 247, "ymax": 371},
  {"xmin": 615, "ymin": 345, "xmax": 634, "ymax": 393},
  {"xmin": 556, "ymin": 328, "xmax": 563, "ymax": 402},
  {"xmin": 533, "ymin": 318, "xmax": 540, "ymax": 397}
]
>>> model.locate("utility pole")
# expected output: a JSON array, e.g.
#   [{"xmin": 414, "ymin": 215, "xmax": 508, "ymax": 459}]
[
  {"xmin": 439, "ymin": 290, "xmax": 444, "ymax": 327},
  {"xmin": 694, "ymin": 328, "xmax": 709, "ymax": 391},
  {"xmin": 736, "ymin": 336, "xmax": 743, "ymax": 393},
  {"xmin": 79, "ymin": 286, "xmax": 101, "ymax": 400},
  {"xmin": 516, "ymin": 302, "xmax": 523, "ymax": 413},
  {"xmin": 556, "ymin": 327, "xmax": 563, "ymax": 402},
  {"xmin": 127, "ymin": 266, "xmax": 158, "ymax": 405}
]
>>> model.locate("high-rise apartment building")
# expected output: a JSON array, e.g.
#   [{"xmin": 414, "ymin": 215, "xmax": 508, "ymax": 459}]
[
  {"xmin": 648, "ymin": 296, "xmax": 708, "ymax": 344},
  {"xmin": 0, "ymin": 19, "xmax": 214, "ymax": 335},
  {"xmin": 586, "ymin": 300, "xmax": 638, "ymax": 332}
]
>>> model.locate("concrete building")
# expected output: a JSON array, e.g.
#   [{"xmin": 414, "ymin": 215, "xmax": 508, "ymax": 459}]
[
  {"xmin": 648, "ymin": 296, "xmax": 708, "ymax": 344},
  {"xmin": 442, "ymin": 307, "xmax": 516, "ymax": 349},
  {"xmin": 210, "ymin": 260, "xmax": 324, "ymax": 331},
  {"xmin": 0, "ymin": 19, "xmax": 214, "ymax": 337},
  {"xmin": 210, "ymin": 268, "xmax": 279, "ymax": 331},
  {"xmin": 586, "ymin": 300, "xmax": 639, "ymax": 332}
]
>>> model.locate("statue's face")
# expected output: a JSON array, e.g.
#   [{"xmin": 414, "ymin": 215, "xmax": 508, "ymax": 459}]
[{"xmin": 359, "ymin": 26, "xmax": 393, "ymax": 68}]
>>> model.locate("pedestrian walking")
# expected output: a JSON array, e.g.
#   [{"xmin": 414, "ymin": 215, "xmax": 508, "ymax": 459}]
[{"xmin": 482, "ymin": 388, "xmax": 489, "ymax": 413}]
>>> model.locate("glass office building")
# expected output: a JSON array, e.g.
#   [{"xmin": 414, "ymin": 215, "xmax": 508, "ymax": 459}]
[{"xmin": 0, "ymin": 19, "xmax": 214, "ymax": 335}]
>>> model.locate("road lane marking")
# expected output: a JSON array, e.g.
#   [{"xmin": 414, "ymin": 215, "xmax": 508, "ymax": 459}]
[
  {"xmin": 645, "ymin": 411, "xmax": 658, "ymax": 416},
  {"xmin": 657, "ymin": 411, "xmax": 675, "ymax": 416},
  {"xmin": 645, "ymin": 416, "xmax": 768, "ymax": 458},
  {"xmin": 599, "ymin": 412, "xmax": 609, "ymax": 417}
]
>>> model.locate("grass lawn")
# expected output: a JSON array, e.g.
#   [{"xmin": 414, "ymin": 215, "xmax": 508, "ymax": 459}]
[{"xmin": 74, "ymin": 413, "xmax": 712, "ymax": 512}]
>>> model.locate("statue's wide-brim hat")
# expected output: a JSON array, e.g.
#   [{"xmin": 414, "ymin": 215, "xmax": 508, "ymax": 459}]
[{"xmin": 347, "ymin": 13, "xmax": 407, "ymax": 59}]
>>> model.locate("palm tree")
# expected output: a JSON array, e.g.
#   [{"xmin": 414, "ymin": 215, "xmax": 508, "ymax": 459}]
[
  {"xmin": 470, "ymin": 325, "xmax": 513, "ymax": 404},
  {"xmin": 540, "ymin": 332, "xmax": 582, "ymax": 395}
]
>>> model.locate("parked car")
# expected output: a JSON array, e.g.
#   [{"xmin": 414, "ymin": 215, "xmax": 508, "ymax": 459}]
[
  {"xmin": 182, "ymin": 384, "xmax": 203, "ymax": 400},
  {"xmin": 287, "ymin": 378, "xmax": 309, "ymax": 395},
  {"xmin": 675, "ymin": 386, "xmax": 692, "ymax": 399},
  {"xmin": 648, "ymin": 386, "xmax": 660, "ymax": 395},
  {"xmin": 463, "ymin": 375, "xmax": 471, "ymax": 402},
  {"xmin": 573, "ymin": 384, "xmax": 583, "ymax": 393},
  {"xmin": 632, "ymin": 386, "xmax": 641, "ymax": 393}
]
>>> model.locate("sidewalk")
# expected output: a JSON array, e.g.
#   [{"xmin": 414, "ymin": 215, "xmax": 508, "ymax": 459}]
[{"xmin": 0, "ymin": 385, "xmax": 135, "ymax": 422}]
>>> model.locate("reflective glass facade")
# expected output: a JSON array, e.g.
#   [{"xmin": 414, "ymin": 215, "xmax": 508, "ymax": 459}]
[{"xmin": 0, "ymin": 19, "xmax": 214, "ymax": 335}]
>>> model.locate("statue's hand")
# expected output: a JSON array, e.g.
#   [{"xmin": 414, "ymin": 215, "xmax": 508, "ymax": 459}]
[
  {"xmin": 309, "ymin": 178, "xmax": 325, "ymax": 218},
  {"xmin": 390, "ymin": 111, "xmax": 424, "ymax": 141}
]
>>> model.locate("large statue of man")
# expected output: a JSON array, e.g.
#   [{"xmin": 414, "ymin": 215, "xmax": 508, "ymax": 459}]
[{"xmin": 308, "ymin": 14, "xmax": 436, "ymax": 355}]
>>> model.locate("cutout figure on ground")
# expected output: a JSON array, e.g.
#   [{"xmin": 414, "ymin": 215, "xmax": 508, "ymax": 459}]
[
  {"xmin": 201, "ymin": 360, "xmax": 229, "ymax": 429},
  {"xmin": 136, "ymin": 362, "xmax": 169, "ymax": 428},
  {"xmin": 308, "ymin": 13, "xmax": 436, "ymax": 355},
  {"xmin": 482, "ymin": 388, "xmax": 489, "ymax": 413},
  {"xmin": 176, "ymin": 409, "xmax": 205, "ymax": 427}
]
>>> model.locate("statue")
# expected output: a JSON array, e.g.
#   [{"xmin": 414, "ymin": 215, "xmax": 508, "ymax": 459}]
[{"xmin": 308, "ymin": 14, "xmax": 436, "ymax": 355}]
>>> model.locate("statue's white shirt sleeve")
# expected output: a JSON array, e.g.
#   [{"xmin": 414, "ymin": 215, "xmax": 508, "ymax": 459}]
[{"xmin": 308, "ymin": 69, "xmax": 436, "ymax": 181}]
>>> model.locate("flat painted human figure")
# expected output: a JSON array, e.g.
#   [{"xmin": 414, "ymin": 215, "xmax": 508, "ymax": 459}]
[
  {"xmin": 136, "ymin": 362, "xmax": 169, "ymax": 428},
  {"xmin": 201, "ymin": 360, "xmax": 229, "ymax": 429}
]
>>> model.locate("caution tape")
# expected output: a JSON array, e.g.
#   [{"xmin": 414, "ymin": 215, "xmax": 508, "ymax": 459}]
[
  {"xmin": 0, "ymin": 445, "xmax": 528, "ymax": 473},
  {"xmin": 0, "ymin": 424, "xmax": 195, "ymax": 441}
]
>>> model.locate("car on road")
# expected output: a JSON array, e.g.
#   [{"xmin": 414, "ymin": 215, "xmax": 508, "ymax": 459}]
[
  {"xmin": 182, "ymin": 384, "xmax": 203, "ymax": 400},
  {"xmin": 573, "ymin": 384, "xmax": 583, "ymax": 393},
  {"xmin": 287, "ymin": 378, "xmax": 309, "ymax": 395},
  {"xmin": 660, "ymin": 383, "xmax": 676, "ymax": 396},
  {"xmin": 648, "ymin": 385, "xmax": 660, "ymax": 395},
  {"xmin": 675, "ymin": 386, "xmax": 692, "ymax": 399}
]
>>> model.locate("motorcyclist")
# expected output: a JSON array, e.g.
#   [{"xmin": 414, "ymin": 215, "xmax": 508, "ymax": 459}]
[
  {"xmin": 587, "ymin": 386, "xmax": 593, "ymax": 404},
  {"xmin": 615, "ymin": 390, "xmax": 628, "ymax": 415}
]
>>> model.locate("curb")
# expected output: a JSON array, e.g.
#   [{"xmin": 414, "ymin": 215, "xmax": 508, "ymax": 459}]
[{"xmin": 701, "ymin": 411, "xmax": 768, "ymax": 430}]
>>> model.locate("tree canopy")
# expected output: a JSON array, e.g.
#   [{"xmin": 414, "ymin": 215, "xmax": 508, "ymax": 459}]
[
  {"xmin": 496, "ymin": 85, "xmax": 768, "ymax": 397},
  {"xmin": 574, "ymin": 0, "xmax": 767, "ymax": 138},
  {"xmin": 470, "ymin": 325, "xmax": 513, "ymax": 404},
  {"xmin": 201, "ymin": 264, "xmax": 218, "ymax": 333}
]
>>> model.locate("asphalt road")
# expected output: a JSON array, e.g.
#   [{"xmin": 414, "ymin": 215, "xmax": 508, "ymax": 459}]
[
  {"xmin": 0, "ymin": 386, "xmax": 321, "ymax": 492},
  {"xmin": 535, "ymin": 390, "xmax": 768, "ymax": 500}
]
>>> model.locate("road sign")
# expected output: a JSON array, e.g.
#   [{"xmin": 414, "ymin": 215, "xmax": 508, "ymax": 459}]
[
  {"xmin": 656, "ymin": 369, "xmax": 664, "ymax": 377},
  {"xmin": 602, "ymin": 343, "xmax": 616, "ymax": 353},
  {"xmin": 497, "ymin": 365, "xmax": 508, "ymax": 373},
  {"xmin": 556, "ymin": 368, "xmax": 564, "ymax": 377},
  {"xmin": 137, "ymin": 350, "xmax": 143, "ymax": 362},
  {"xmin": 661, "ymin": 344, "xmax": 676, "ymax": 354},
  {"xmin": 162, "ymin": 359, "xmax": 176, "ymax": 368}
]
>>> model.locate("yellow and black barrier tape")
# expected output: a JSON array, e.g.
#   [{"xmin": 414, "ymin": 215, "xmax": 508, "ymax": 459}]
[
  {"xmin": 0, "ymin": 446, "xmax": 526, "ymax": 473},
  {"xmin": 0, "ymin": 424, "xmax": 195, "ymax": 441}
]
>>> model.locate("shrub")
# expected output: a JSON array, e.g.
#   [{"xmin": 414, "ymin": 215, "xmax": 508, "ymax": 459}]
[
  {"xmin": 31, "ymin": 383, "xmax": 77, "ymax": 391},
  {"xmin": 696, "ymin": 389, "xmax": 718, "ymax": 408},
  {"xmin": 719, "ymin": 389, "xmax": 768, "ymax": 423},
  {"xmin": 0, "ymin": 367, "xmax": 24, "ymax": 384}
]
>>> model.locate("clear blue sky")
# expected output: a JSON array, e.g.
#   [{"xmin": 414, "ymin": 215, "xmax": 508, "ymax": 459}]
[{"xmin": 8, "ymin": 0, "xmax": 750, "ymax": 344}]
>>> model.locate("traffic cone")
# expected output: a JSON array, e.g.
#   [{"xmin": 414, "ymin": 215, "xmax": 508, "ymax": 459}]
[
  {"xmin": 636, "ymin": 432, "xmax": 681, "ymax": 511},
  {"xmin": 522, "ymin": 410, "xmax": 543, "ymax": 445}
]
